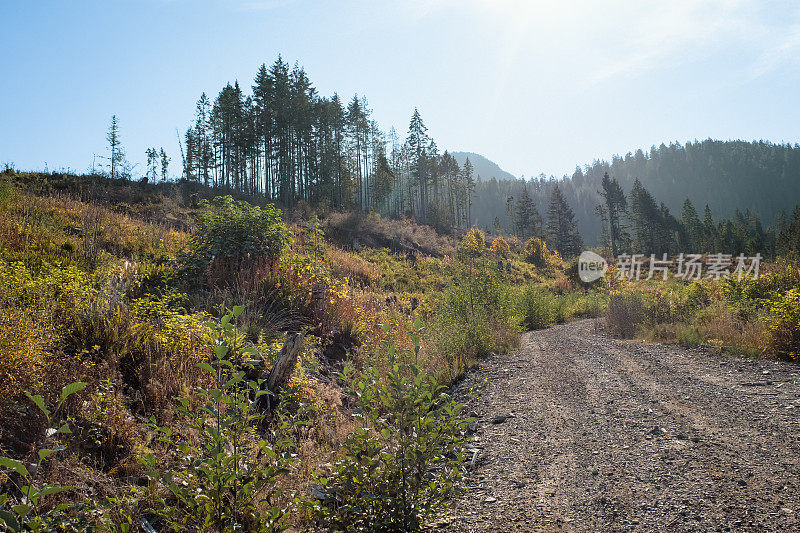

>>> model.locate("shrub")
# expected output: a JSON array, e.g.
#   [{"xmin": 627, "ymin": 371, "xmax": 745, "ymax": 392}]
[
  {"xmin": 428, "ymin": 268, "xmax": 518, "ymax": 378},
  {"xmin": 0, "ymin": 382, "xmax": 88, "ymax": 532},
  {"xmin": 605, "ymin": 292, "xmax": 647, "ymax": 338},
  {"xmin": 315, "ymin": 324, "xmax": 469, "ymax": 532},
  {"xmin": 460, "ymin": 228, "xmax": 485, "ymax": 256},
  {"xmin": 180, "ymin": 196, "xmax": 288, "ymax": 287},
  {"xmin": 489, "ymin": 237, "xmax": 510, "ymax": 258},
  {"xmin": 765, "ymin": 288, "xmax": 800, "ymax": 359},
  {"xmin": 143, "ymin": 306, "xmax": 295, "ymax": 532},
  {"xmin": 604, "ymin": 288, "xmax": 674, "ymax": 339},
  {"xmin": 518, "ymin": 287, "xmax": 555, "ymax": 330},
  {"xmin": 524, "ymin": 237, "xmax": 560, "ymax": 268}
]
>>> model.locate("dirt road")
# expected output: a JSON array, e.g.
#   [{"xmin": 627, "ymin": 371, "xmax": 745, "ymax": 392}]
[{"xmin": 443, "ymin": 320, "xmax": 800, "ymax": 532}]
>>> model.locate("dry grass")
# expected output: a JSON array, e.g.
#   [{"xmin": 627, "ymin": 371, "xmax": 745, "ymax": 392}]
[{"xmin": 324, "ymin": 211, "xmax": 456, "ymax": 256}]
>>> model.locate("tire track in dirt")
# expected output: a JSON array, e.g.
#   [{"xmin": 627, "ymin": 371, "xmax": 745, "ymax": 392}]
[{"xmin": 442, "ymin": 319, "xmax": 800, "ymax": 532}]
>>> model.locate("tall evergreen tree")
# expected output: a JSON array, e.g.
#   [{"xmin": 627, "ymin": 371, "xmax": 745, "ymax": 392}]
[
  {"xmin": 514, "ymin": 184, "xmax": 542, "ymax": 239},
  {"xmin": 106, "ymin": 115, "xmax": 124, "ymax": 181},
  {"xmin": 598, "ymin": 172, "xmax": 627, "ymax": 256},
  {"xmin": 629, "ymin": 178, "xmax": 662, "ymax": 254},
  {"xmin": 546, "ymin": 184, "xmax": 582, "ymax": 257}
]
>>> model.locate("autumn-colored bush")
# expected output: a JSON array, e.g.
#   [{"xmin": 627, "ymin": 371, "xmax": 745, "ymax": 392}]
[
  {"xmin": 460, "ymin": 228, "xmax": 485, "ymax": 256},
  {"xmin": 766, "ymin": 288, "xmax": 800, "ymax": 359},
  {"xmin": 524, "ymin": 237, "xmax": 561, "ymax": 268},
  {"xmin": 489, "ymin": 236, "xmax": 510, "ymax": 258},
  {"xmin": 0, "ymin": 260, "xmax": 95, "ymax": 402}
]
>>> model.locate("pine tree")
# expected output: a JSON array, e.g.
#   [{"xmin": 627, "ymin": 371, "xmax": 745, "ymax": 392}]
[
  {"xmin": 160, "ymin": 148, "xmax": 170, "ymax": 182},
  {"xmin": 461, "ymin": 157, "xmax": 474, "ymax": 226},
  {"xmin": 680, "ymin": 198, "xmax": 701, "ymax": 251},
  {"xmin": 546, "ymin": 184, "xmax": 582, "ymax": 257},
  {"xmin": 145, "ymin": 147, "xmax": 158, "ymax": 182},
  {"xmin": 407, "ymin": 108, "xmax": 430, "ymax": 221},
  {"xmin": 702, "ymin": 204, "xmax": 715, "ymax": 253},
  {"xmin": 514, "ymin": 183, "xmax": 542, "ymax": 239},
  {"xmin": 598, "ymin": 172, "xmax": 627, "ymax": 256},
  {"xmin": 106, "ymin": 115, "xmax": 124, "ymax": 180},
  {"xmin": 629, "ymin": 178, "xmax": 662, "ymax": 254}
]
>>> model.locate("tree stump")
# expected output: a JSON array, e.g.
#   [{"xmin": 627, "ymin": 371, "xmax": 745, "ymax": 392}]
[{"xmin": 257, "ymin": 332, "xmax": 304, "ymax": 414}]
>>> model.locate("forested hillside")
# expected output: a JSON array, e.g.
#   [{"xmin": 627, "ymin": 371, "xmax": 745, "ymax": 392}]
[{"xmin": 471, "ymin": 140, "xmax": 800, "ymax": 247}]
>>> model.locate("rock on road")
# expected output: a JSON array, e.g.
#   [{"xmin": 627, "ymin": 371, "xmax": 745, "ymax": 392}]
[{"xmin": 443, "ymin": 320, "xmax": 800, "ymax": 532}]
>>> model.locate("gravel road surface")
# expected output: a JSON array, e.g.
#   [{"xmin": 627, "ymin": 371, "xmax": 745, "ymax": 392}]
[{"xmin": 443, "ymin": 320, "xmax": 800, "ymax": 532}]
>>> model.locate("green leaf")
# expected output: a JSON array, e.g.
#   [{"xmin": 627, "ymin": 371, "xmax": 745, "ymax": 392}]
[
  {"xmin": 197, "ymin": 362, "xmax": 215, "ymax": 374},
  {"xmin": 214, "ymin": 345, "xmax": 229, "ymax": 359},
  {"xmin": 232, "ymin": 305, "xmax": 245, "ymax": 318},
  {"xmin": 0, "ymin": 509, "xmax": 20, "ymax": 532},
  {"xmin": 25, "ymin": 393, "xmax": 49, "ymax": 417},
  {"xmin": 34, "ymin": 485, "xmax": 71, "ymax": 499},
  {"xmin": 38, "ymin": 449, "xmax": 56, "ymax": 461},
  {"xmin": 0, "ymin": 457, "xmax": 29, "ymax": 477},
  {"xmin": 60, "ymin": 381, "xmax": 87, "ymax": 402},
  {"xmin": 11, "ymin": 504, "xmax": 30, "ymax": 518}
]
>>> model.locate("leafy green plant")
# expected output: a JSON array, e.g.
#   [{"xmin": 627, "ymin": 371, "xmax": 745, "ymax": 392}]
[
  {"xmin": 0, "ymin": 382, "xmax": 87, "ymax": 532},
  {"xmin": 143, "ymin": 305, "xmax": 295, "ymax": 532},
  {"xmin": 179, "ymin": 196, "xmax": 288, "ymax": 286},
  {"xmin": 519, "ymin": 286, "xmax": 555, "ymax": 330},
  {"xmin": 315, "ymin": 322, "xmax": 470, "ymax": 532}
]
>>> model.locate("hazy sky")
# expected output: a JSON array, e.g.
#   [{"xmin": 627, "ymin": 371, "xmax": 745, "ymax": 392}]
[{"xmin": 2, "ymin": 0, "xmax": 800, "ymax": 179}]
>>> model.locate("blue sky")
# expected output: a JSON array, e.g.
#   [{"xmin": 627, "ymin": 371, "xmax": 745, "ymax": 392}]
[{"xmin": 2, "ymin": 0, "xmax": 800, "ymax": 179}]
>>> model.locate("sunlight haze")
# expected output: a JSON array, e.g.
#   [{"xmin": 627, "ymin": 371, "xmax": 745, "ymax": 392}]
[{"xmin": 2, "ymin": 0, "xmax": 799, "ymax": 178}]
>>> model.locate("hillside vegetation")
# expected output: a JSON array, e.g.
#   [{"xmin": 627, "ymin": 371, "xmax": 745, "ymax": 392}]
[{"xmin": 0, "ymin": 170, "xmax": 605, "ymax": 531}]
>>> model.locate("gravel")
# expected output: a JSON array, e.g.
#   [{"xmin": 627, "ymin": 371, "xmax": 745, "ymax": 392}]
[{"xmin": 443, "ymin": 319, "xmax": 800, "ymax": 532}]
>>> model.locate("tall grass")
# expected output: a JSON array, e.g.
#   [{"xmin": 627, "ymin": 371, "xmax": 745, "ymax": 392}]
[{"xmin": 426, "ymin": 264, "xmax": 519, "ymax": 381}]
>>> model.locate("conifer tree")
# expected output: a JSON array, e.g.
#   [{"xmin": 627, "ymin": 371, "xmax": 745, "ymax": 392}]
[
  {"xmin": 599, "ymin": 172, "xmax": 627, "ymax": 256},
  {"xmin": 514, "ymin": 184, "xmax": 542, "ymax": 239},
  {"xmin": 106, "ymin": 115, "xmax": 124, "ymax": 180},
  {"xmin": 546, "ymin": 184, "xmax": 582, "ymax": 257}
]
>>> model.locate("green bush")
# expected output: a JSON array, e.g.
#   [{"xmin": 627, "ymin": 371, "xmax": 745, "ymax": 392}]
[
  {"xmin": 143, "ymin": 306, "xmax": 295, "ymax": 532},
  {"xmin": 315, "ymin": 324, "xmax": 469, "ymax": 532},
  {"xmin": 605, "ymin": 292, "xmax": 647, "ymax": 338},
  {"xmin": 518, "ymin": 286, "xmax": 555, "ymax": 330},
  {"xmin": 429, "ymin": 267, "xmax": 518, "ymax": 377},
  {"xmin": 179, "ymin": 196, "xmax": 288, "ymax": 286},
  {"xmin": 605, "ymin": 288, "xmax": 673, "ymax": 338},
  {"xmin": 0, "ymin": 382, "xmax": 89, "ymax": 532}
]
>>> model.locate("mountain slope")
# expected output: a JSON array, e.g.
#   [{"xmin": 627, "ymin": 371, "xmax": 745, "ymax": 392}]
[{"xmin": 451, "ymin": 151, "xmax": 518, "ymax": 182}]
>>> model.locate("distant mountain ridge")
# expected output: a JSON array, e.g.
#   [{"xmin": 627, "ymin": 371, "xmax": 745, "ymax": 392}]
[{"xmin": 451, "ymin": 151, "xmax": 518, "ymax": 182}]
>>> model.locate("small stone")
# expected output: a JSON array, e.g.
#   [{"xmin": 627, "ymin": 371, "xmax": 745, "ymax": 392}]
[{"xmin": 484, "ymin": 496, "xmax": 497, "ymax": 503}]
